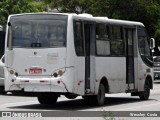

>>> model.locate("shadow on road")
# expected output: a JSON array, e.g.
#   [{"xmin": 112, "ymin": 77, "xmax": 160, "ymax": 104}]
[
  {"xmin": 2, "ymin": 92, "xmax": 36, "ymax": 97},
  {"xmin": 7, "ymin": 97, "xmax": 154, "ymax": 111},
  {"xmin": 154, "ymin": 82, "xmax": 160, "ymax": 84}
]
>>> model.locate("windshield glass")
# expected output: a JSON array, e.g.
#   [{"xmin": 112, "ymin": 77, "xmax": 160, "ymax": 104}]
[{"xmin": 9, "ymin": 14, "xmax": 67, "ymax": 48}]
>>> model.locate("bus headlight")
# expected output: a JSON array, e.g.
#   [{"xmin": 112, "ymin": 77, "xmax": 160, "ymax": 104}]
[{"xmin": 52, "ymin": 70, "xmax": 64, "ymax": 77}]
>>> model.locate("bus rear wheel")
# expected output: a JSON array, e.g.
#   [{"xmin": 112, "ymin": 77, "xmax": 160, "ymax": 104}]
[
  {"xmin": 93, "ymin": 84, "xmax": 105, "ymax": 106},
  {"xmin": 65, "ymin": 94, "xmax": 77, "ymax": 99},
  {"xmin": 139, "ymin": 80, "xmax": 150, "ymax": 100},
  {"xmin": 37, "ymin": 92, "xmax": 58, "ymax": 104}
]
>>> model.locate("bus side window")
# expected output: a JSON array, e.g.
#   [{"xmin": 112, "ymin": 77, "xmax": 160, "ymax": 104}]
[
  {"xmin": 96, "ymin": 24, "xmax": 110, "ymax": 56},
  {"xmin": 111, "ymin": 26, "xmax": 124, "ymax": 56},
  {"xmin": 74, "ymin": 21, "xmax": 84, "ymax": 56}
]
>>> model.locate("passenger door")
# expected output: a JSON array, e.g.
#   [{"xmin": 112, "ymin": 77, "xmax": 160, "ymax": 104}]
[
  {"xmin": 84, "ymin": 23, "xmax": 96, "ymax": 94},
  {"xmin": 126, "ymin": 28, "xmax": 135, "ymax": 90},
  {"xmin": 0, "ymin": 55, "xmax": 5, "ymax": 85}
]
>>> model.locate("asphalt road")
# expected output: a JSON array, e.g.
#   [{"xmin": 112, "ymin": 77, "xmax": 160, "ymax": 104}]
[{"xmin": 0, "ymin": 82, "xmax": 160, "ymax": 120}]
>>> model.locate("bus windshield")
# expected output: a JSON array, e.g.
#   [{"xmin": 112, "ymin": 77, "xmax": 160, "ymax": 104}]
[{"xmin": 9, "ymin": 14, "xmax": 67, "ymax": 48}]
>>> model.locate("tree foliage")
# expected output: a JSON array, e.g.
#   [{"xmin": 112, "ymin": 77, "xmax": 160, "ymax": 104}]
[
  {"xmin": 1, "ymin": 0, "xmax": 160, "ymax": 44},
  {"xmin": 0, "ymin": 0, "xmax": 45, "ymax": 26},
  {"xmin": 43, "ymin": 0, "xmax": 160, "ymax": 45}
]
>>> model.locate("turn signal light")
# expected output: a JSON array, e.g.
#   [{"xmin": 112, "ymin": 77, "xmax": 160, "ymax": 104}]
[
  {"xmin": 53, "ymin": 70, "xmax": 63, "ymax": 77},
  {"xmin": 58, "ymin": 70, "xmax": 63, "ymax": 76},
  {"xmin": 9, "ymin": 70, "xmax": 14, "ymax": 75}
]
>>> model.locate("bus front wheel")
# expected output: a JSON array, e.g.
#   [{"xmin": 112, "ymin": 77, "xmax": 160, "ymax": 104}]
[
  {"xmin": 37, "ymin": 92, "xmax": 58, "ymax": 104},
  {"xmin": 0, "ymin": 86, "xmax": 6, "ymax": 94},
  {"xmin": 139, "ymin": 80, "xmax": 150, "ymax": 100}
]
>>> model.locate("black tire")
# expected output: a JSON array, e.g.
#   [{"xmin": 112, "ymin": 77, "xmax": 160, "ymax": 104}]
[
  {"xmin": 94, "ymin": 84, "xmax": 106, "ymax": 106},
  {"xmin": 37, "ymin": 93, "xmax": 58, "ymax": 104},
  {"xmin": 65, "ymin": 94, "xmax": 77, "ymax": 99},
  {"xmin": 83, "ymin": 84, "xmax": 106, "ymax": 106},
  {"xmin": 0, "ymin": 86, "xmax": 6, "ymax": 94},
  {"xmin": 139, "ymin": 80, "xmax": 150, "ymax": 100}
]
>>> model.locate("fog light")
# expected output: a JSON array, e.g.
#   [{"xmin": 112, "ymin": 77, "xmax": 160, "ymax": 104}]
[{"xmin": 9, "ymin": 70, "xmax": 14, "ymax": 75}]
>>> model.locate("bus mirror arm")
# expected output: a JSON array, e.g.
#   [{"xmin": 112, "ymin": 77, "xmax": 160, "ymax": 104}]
[{"xmin": 150, "ymin": 38, "xmax": 155, "ymax": 50}]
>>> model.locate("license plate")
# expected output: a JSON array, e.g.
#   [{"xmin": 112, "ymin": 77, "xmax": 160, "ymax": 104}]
[{"xmin": 29, "ymin": 68, "xmax": 42, "ymax": 74}]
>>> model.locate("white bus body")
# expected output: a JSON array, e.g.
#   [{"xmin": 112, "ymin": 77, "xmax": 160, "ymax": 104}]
[
  {"xmin": 153, "ymin": 56, "xmax": 160, "ymax": 82},
  {"xmin": 5, "ymin": 13, "xmax": 154, "ymax": 105}
]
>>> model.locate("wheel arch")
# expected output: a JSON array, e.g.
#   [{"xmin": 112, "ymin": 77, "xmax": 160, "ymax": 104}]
[{"xmin": 99, "ymin": 77, "xmax": 109, "ymax": 93}]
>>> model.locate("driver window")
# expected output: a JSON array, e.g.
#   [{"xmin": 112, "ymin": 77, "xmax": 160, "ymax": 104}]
[{"xmin": 138, "ymin": 28, "xmax": 151, "ymax": 57}]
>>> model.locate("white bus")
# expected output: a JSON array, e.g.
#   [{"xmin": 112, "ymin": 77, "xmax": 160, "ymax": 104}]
[{"xmin": 5, "ymin": 13, "xmax": 155, "ymax": 106}]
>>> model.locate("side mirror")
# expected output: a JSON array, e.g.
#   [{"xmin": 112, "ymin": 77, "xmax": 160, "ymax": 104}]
[
  {"xmin": 150, "ymin": 38, "xmax": 155, "ymax": 49},
  {"xmin": 1, "ymin": 55, "xmax": 4, "ymax": 63}
]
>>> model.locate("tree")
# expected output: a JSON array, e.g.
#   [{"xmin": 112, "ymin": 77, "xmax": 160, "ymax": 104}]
[
  {"xmin": 2, "ymin": 0, "xmax": 160, "ymax": 45},
  {"xmin": 42, "ymin": 0, "xmax": 95, "ymax": 13},
  {"xmin": 42, "ymin": 0, "xmax": 157, "ymax": 36},
  {"xmin": 0, "ymin": 0, "xmax": 45, "ymax": 27},
  {"xmin": 104, "ymin": 0, "xmax": 158, "ymax": 36}
]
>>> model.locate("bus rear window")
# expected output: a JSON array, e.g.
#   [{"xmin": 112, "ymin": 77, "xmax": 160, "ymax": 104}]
[{"xmin": 9, "ymin": 14, "xmax": 67, "ymax": 48}]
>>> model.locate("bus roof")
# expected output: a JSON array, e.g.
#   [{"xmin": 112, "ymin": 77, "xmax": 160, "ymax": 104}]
[
  {"xmin": 8, "ymin": 12, "xmax": 144, "ymax": 27},
  {"xmin": 73, "ymin": 13, "xmax": 144, "ymax": 27}
]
